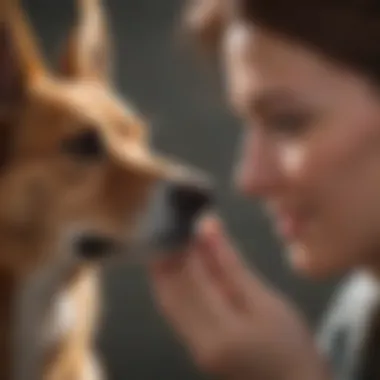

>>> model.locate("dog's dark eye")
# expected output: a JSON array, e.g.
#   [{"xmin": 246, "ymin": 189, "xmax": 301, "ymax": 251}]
[{"xmin": 61, "ymin": 129, "xmax": 104, "ymax": 160}]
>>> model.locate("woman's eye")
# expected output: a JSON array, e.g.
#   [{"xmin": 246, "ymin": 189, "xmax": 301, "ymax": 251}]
[{"xmin": 267, "ymin": 111, "xmax": 313, "ymax": 136}]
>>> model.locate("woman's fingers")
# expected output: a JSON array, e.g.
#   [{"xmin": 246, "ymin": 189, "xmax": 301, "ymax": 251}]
[
  {"xmin": 147, "ymin": 216, "xmax": 326, "ymax": 380},
  {"xmin": 195, "ymin": 214, "xmax": 270, "ymax": 310},
  {"xmin": 148, "ymin": 243, "xmax": 235, "ymax": 346},
  {"xmin": 147, "ymin": 212, "xmax": 274, "ymax": 362}
]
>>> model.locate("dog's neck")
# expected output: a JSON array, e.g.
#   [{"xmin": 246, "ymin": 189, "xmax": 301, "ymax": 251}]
[
  {"xmin": 7, "ymin": 250, "xmax": 81, "ymax": 380},
  {"xmin": 0, "ymin": 265, "xmax": 66, "ymax": 380}
]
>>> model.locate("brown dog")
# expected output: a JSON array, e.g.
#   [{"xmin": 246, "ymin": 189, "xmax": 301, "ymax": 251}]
[{"xmin": 0, "ymin": 0, "xmax": 213, "ymax": 379}]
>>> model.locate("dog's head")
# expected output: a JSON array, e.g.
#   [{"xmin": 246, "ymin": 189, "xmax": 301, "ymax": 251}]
[{"xmin": 0, "ymin": 0, "xmax": 213, "ymax": 275}]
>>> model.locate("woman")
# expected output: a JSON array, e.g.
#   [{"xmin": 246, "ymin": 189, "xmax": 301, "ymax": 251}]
[{"xmin": 148, "ymin": 0, "xmax": 380, "ymax": 379}]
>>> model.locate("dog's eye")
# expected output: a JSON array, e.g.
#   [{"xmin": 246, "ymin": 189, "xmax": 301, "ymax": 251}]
[{"xmin": 61, "ymin": 129, "xmax": 104, "ymax": 160}]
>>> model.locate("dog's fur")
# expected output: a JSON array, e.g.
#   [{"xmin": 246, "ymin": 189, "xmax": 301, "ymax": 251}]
[{"xmin": 0, "ymin": 0, "xmax": 205, "ymax": 379}]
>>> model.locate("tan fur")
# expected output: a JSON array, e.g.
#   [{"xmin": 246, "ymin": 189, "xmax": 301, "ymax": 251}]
[
  {"xmin": 44, "ymin": 267, "xmax": 101, "ymax": 380},
  {"xmin": 0, "ymin": 0, "xmax": 190, "ymax": 379}
]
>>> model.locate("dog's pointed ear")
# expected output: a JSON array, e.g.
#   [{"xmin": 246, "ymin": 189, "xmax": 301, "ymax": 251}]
[
  {"xmin": 58, "ymin": 0, "xmax": 112, "ymax": 83},
  {"xmin": 0, "ymin": 0, "xmax": 46, "ymax": 121}
]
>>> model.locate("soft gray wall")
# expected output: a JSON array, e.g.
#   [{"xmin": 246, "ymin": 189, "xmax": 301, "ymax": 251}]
[{"xmin": 24, "ymin": 1, "xmax": 338, "ymax": 379}]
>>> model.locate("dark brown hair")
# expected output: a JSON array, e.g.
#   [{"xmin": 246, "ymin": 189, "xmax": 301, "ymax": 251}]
[{"xmin": 183, "ymin": 0, "xmax": 380, "ymax": 81}]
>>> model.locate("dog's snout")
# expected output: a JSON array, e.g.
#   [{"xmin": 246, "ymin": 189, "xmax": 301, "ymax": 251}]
[
  {"xmin": 168, "ymin": 181, "xmax": 213, "ymax": 222},
  {"xmin": 130, "ymin": 173, "xmax": 215, "ymax": 258}
]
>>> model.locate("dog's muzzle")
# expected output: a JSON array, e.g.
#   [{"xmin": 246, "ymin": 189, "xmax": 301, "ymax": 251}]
[{"xmin": 72, "ymin": 174, "xmax": 214, "ymax": 262}]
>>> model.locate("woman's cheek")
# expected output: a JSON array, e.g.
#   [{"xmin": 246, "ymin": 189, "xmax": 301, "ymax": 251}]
[{"xmin": 280, "ymin": 142, "xmax": 306, "ymax": 178}]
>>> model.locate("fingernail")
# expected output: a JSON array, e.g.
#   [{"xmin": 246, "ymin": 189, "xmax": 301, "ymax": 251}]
[
  {"xmin": 195, "ymin": 214, "xmax": 224, "ymax": 251},
  {"xmin": 197, "ymin": 213, "xmax": 221, "ymax": 236}
]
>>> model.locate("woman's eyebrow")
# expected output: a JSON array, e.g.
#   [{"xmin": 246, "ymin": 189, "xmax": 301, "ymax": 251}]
[{"xmin": 231, "ymin": 88, "xmax": 302, "ymax": 117}]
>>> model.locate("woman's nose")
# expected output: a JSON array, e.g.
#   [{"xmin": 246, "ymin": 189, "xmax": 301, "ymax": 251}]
[{"xmin": 235, "ymin": 130, "xmax": 282, "ymax": 198}]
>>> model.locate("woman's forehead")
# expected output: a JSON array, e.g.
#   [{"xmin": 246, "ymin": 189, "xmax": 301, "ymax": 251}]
[
  {"xmin": 223, "ymin": 22, "xmax": 332, "ymax": 81},
  {"xmin": 222, "ymin": 22, "xmax": 374, "ymax": 110}
]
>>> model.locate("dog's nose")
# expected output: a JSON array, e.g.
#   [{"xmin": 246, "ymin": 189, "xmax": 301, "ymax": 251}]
[
  {"xmin": 129, "ymin": 174, "xmax": 215, "ymax": 258},
  {"xmin": 168, "ymin": 180, "xmax": 214, "ymax": 223},
  {"xmin": 161, "ymin": 178, "xmax": 214, "ymax": 248}
]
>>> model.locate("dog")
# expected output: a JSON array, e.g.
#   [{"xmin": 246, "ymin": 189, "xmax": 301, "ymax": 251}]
[{"xmin": 0, "ymin": 0, "xmax": 213, "ymax": 379}]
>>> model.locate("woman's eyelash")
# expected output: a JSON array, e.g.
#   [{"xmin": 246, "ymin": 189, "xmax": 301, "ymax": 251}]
[{"xmin": 265, "ymin": 111, "xmax": 314, "ymax": 134}]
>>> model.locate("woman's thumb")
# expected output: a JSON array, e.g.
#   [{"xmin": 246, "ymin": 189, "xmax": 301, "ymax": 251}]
[{"xmin": 196, "ymin": 214, "xmax": 269, "ymax": 303}]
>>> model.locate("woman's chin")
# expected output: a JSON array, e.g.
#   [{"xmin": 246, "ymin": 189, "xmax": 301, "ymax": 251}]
[{"xmin": 285, "ymin": 242, "xmax": 346, "ymax": 280}]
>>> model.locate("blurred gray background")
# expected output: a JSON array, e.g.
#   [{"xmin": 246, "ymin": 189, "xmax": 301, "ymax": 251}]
[{"xmin": 24, "ymin": 0, "xmax": 338, "ymax": 379}]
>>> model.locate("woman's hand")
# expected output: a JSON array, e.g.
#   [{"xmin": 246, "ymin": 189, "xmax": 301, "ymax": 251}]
[{"xmin": 148, "ymin": 215, "xmax": 331, "ymax": 380}]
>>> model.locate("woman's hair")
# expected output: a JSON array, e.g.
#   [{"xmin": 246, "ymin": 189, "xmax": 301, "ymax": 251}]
[{"xmin": 183, "ymin": 0, "xmax": 380, "ymax": 81}]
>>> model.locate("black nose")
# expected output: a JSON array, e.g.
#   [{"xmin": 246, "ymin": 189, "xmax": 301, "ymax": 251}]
[
  {"xmin": 165, "ymin": 179, "xmax": 214, "ymax": 245},
  {"xmin": 169, "ymin": 181, "xmax": 213, "ymax": 220}
]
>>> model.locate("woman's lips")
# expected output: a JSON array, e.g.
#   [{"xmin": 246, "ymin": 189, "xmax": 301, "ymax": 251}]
[{"xmin": 274, "ymin": 210, "xmax": 305, "ymax": 240}]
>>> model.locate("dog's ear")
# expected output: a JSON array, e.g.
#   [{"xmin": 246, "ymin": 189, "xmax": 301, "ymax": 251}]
[
  {"xmin": 0, "ymin": 0, "xmax": 46, "ymax": 168},
  {"xmin": 58, "ymin": 0, "xmax": 112, "ymax": 83},
  {"xmin": 0, "ymin": 0, "xmax": 46, "ymax": 121}
]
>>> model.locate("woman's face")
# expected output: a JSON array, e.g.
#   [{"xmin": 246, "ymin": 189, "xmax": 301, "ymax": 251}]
[{"xmin": 223, "ymin": 20, "xmax": 380, "ymax": 278}]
